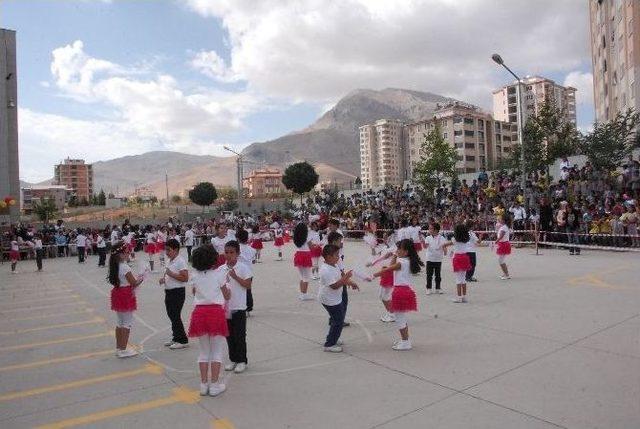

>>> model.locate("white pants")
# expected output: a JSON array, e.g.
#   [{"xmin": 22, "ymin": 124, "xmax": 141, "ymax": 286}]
[
  {"xmin": 298, "ymin": 267, "xmax": 311, "ymax": 282},
  {"xmin": 395, "ymin": 312, "xmax": 408, "ymax": 329},
  {"xmin": 454, "ymin": 271, "xmax": 466, "ymax": 284},
  {"xmin": 116, "ymin": 311, "xmax": 134, "ymax": 329},
  {"xmin": 379, "ymin": 286, "xmax": 392, "ymax": 302},
  {"xmin": 198, "ymin": 335, "xmax": 226, "ymax": 363}
]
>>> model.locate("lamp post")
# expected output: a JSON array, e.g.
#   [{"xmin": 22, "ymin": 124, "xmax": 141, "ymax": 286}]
[
  {"xmin": 492, "ymin": 53, "xmax": 526, "ymax": 203},
  {"xmin": 223, "ymin": 146, "xmax": 243, "ymax": 215}
]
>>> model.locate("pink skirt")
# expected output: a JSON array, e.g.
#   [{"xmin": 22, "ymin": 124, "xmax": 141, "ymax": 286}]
[
  {"xmin": 310, "ymin": 245, "xmax": 322, "ymax": 258},
  {"xmin": 188, "ymin": 304, "xmax": 229, "ymax": 337},
  {"xmin": 144, "ymin": 243, "xmax": 157, "ymax": 254},
  {"xmin": 496, "ymin": 241, "xmax": 512, "ymax": 255},
  {"xmin": 9, "ymin": 250, "xmax": 20, "ymax": 260},
  {"xmin": 391, "ymin": 285, "xmax": 418, "ymax": 312},
  {"xmin": 294, "ymin": 250, "xmax": 313, "ymax": 267},
  {"xmin": 413, "ymin": 242, "xmax": 423, "ymax": 251},
  {"xmin": 452, "ymin": 253, "xmax": 472, "ymax": 272},
  {"xmin": 250, "ymin": 239, "xmax": 263, "ymax": 250},
  {"xmin": 111, "ymin": 286, "xmax": 137, "ymax": 312},
  {"xmin": 274, "ymin": 237, "xmax": 284, "ymax": 247},
  {"xmin": 379, "ymin": 270, "xmax": 394, "ymax": 288}
]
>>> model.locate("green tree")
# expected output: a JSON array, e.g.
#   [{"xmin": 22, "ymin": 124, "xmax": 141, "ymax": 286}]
[
  {"xmin": 412, "ymin": 124, "xmax": 458, "ymax": 197},
  {"xmin": 580, "ymin": 108, "xmax": 639, "ymax": 171},
  {"xmin": 189, "ymin": 182, "xmax": 218, "ymax": 212},
  {"xmin": 33, "ymin": 198, "xmax": 57, "ymax": 222},
  {"xmin": 282, "ymin": 161, "xmax": 319, "ymax": 204},
  {"xmin": 170, "ymin": 194, "xmax": 182, "ymax": 204},
  {"xmin": 97, "ymin": 189, "xmax": 106, "ymax": 206}
]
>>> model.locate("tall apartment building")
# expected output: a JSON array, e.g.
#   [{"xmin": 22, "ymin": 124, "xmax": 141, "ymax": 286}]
[
  {"xmin": 54, "ymin": 158, "xmax": 94, "ymax": 202},
  {"xmin": 589, "ymin": 0, "xmax": 640, "ymax": 123},
  {"xmin": 242, "ymin": 168, "xmax": 285, "ymax": 198},
  {"xmin": 0, "ymin": 29, "xmax": 19, "ymax": 222},
  {"xmin": 359, "ymin": 119, "xmax": 405, "ymax": 189},
  {"xmin": 492, "ymin": 76, "xmax": 577, "ymax": 136}
]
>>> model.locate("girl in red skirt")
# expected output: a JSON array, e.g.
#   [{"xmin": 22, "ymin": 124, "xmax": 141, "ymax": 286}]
[
  {"xmin": 308, "ymin": 221, "xmax": 323, "ymax": 280},
  {"xmin": 496, "ymin": 214, "xmax": 512, "ymax": 280},
  {"xmin": 188, "ymin": 245, "xmax": 231, "ymax": 396},
  {"xmin": 366, "ymin": 243, "xmax": 398, "ymax": 323},
  {"xmin": 108, "ymin": 241, "xmax": 144, "ymax": 358},
  {"xmin": 272, "ymin": 222, "xmax": 284, "ymax": 261},
  {"xmin": 144, "ymin": 227, "xmax": 157, "ymax": 272},
  {"xmin": 410, "ymin": 217, "xmax": 424, "ymax": 252},
  {"xmin": 293, "ymin": 223, "xmax": 315, "ymax": 300},
  {"xmin": 373, "ymin": 239, "xmax": 423, "ymax": 351},
  {"xmin": 442, "ymin": 224, "xmax": 472, "ymax": 303},
  {"xmin": 250, "ymin": 225, "xmax": 263, "ymax": 263}
]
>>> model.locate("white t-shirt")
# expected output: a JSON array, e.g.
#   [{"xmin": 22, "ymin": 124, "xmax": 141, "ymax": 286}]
[
  {"xmin": 97, "ymin": 235, "xmax": 106, "ymax": 248},
  {"xmin": 308, "ymin": 230, "xmax": 321, "ymax": 245},
  {"xmin": 211, "ymin": 235, "xmax": 229, "ymax": 253},
  {"xmin": 76, "ymin": 234, "xmax": 86, "ymax": 247},
  {"xmin": 393, "ymin": 257, "xmax": 412, "ymax": 286},
  {"xmin": 318, "ymin": 262, "xmax": 342, "ymax": 306},
  {"xmin": 424, "ymin": 235, "xmax": 445, "ymax": 262},
  {"xmin": 466, "ymin": 231, "xmax": 479, "ymax": 253},
  {"xmin": 395, "ymin": 227, "xmax": 409, "ymax": 241},
  {"xmin": 118, "ymin": 263, "xmax": 132, "ymax": 286},
  {"xmin": 110, "ymin": 230, "xmax": 119, "ymax": 245},
  {"xmin": 164, "ymin": 255, "xmax": 188, "ymax": 290},
  {"xmin": 146, "ymin": 232, "xmax": 156, "ymax": 244},
  {"xmin": 191, "ymin": 270, "xmax": 225, "ymax": 306},
  {"xmin": 452, "ymin": 240, "xmax": 468, "ymax": 254},
  {"xmin": 239, "ymin": 244, "xmax": 256, "ymax": 276},
  {"xmin": 409, "ymin": 226, "xmax": 422, "ymax": 243},
  {"xmin": 217, "ymin": 262, "xmax": 252, "ymax": 311},
  {"xmin": 184, "ymin": 229, "xmax": 195, "ymax": 246},
  {"xmin": 34, "ymin": 238, "xmax": 43, "ymax": 249},
  {"xmin": 497, "ymin": 225, "xmax": 510, "ymax": 242}
]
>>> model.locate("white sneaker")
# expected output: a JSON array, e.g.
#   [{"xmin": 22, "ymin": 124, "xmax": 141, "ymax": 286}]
[
  {"xmin": 436, "ymin": 289, "xmax": 443, "ymax": 294},
  {"xmin": 234, "ymin": 362, "xmax": 247, "ymax": 373},
  {"xmin": 169, "ymin": 342, "xmax": 189, "ymax": 350},
  {"xmin": 426, "ymin": 289, "xmax": 433, "ymax": 295},
  {"xmin": 224, "ymin": 363, "xmax": 237, "ymax": 371},
  {"xmin": 302, "ymin": 293, "xmax": 315, "ymax": 301},
  {"xmin": 336, "ymin": 339, "xmax": 344, "ymax": 346},
  {"xmin": 298, "ymin": 294, "xmax": 306, "ymax": 301},
  {"xmin": 451, "ymin": 297, "xmax": 463, "ymax": 303},
  {"xmin": 392, "ymin": 340, "xmax": 412, "ymax": 351},
  {"xmin": 380, "ymin": 313, "xmax": 396, "ymax": 323},
  {"xmin": 209, "ymin": 382, "xmax": 226, "ymax": 397},
  {"xmin": 164, "ymin": 340, "xmax": 174, "ymax": 347},
  {"xmin": 116, "ymin": 348, "xmax": 138, "ymax": 358},
  {"xmin": 199, "ymin": 383, "xmax": 209, "ymax": 396},
  {"xmin": 324, "ymin": 345, "xmax": 343, "ymax": 353},
  {"xmin": 461, "ymin": 296, "xmax": 468, "ymax": 303},
  {"xmin": 499, "ymin": 275, "xmax": 511, "ymax": 280}
]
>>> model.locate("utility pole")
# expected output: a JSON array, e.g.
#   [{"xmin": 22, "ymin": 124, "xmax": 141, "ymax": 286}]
[{"xmin": 165, "ymin": 172, "xmax": 169, "ymax": 204}]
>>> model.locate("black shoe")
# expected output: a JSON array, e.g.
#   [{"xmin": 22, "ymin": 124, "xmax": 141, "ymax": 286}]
[{"xmin": 342, "ymin": 322, "xmax": 350, "ymax": 327}]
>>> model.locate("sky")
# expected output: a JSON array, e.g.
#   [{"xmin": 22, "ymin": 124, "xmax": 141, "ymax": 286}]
[{"xmin": 3, "ymin": 0, "xmax": 595, "ymax": 183}]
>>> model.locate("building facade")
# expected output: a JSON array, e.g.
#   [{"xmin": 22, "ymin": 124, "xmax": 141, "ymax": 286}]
[
  {"xmin": 359, "ymin": 119, "xmax": 405, "ymax": 189},
  {"xmin": 54, "ymin": 158, "xmax": 94, "ymax": 203},
  {"xmin": 21, "ymin": 185, "xmax": 69, "ymax": 214},
  {"xmin": 0, "ymin": 29, "xmax": 19, "ymax": 222},
  {"xmin": 242, "ymin": 168, "xmax": 285, "ymax": 198},
  {"xmin": 590, "ymin": 0, "xmax": 640, "ymax": 123}
]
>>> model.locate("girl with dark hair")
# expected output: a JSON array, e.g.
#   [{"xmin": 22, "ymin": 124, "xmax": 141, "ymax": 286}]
[
  {"xmin": 143, "ymin": 226, "xmax": 157, "ymax": 272},
  {"xmin": 249, "ymin": 225, "xmax": 263, "ymax": 263},
  {"xmin": 293, "ymin": 222, "xmax": 314, "ymax": 300},
  {"xmin": 372, "ymin": 239, "xmax": 423, "ymax": 351},
  {"xmin": 496, "ymin": 214, "xmax": 512, "ymax": 280},
  {"xmin": 271, "ymin": 221, "xmax": 285, "ymax": 261},
  {"xmin": 108, "ymin": 241, "xmax": 144, "ymax": 358},
  {"xmin": 308, "ymin": 221, "xmax": 323, "ymax": 279},
  {"xmin": 442, "ymin": 224, "xmax": 472, "ymax": 303}
]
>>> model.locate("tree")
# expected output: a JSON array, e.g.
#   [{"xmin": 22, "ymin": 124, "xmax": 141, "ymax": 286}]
[
  {"xmin": 33, "ymin": 198, "xmax": 57, "ymax": 222},
  {"xmin": 282, "ymin": 161, "xmax": 319, "ymax": 204},
  {"xmin": 217, "ymin": 187, "xmax": 238, "ymax": 211},
  {"xmin": 412, "ymin": 124, "xmax": 458, "ymax": 198},
  {"xmin": 170, "ymin": 194, "xmax": 182, "ymax": 204},
  {"xmin": 97, "ymin": 189, "xmax": 106, "ymax": 206},
  {"xmin": 189, "ymin": 182, "xmax": 218, "ymax": 212},
  {"xmin": 580, "ymin": 108, "xmax": 639, "ymax": 171},
  {"xmin": 68, "ymin": 195, "xmax": 78, "ymax": 207}
]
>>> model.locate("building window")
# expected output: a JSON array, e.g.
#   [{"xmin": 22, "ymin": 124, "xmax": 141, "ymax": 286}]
[
  {"xmin": 463, "ymin": 117, "xmax": 474, "ymax": 125},
  {"xmin": 454, "ymin": 130, "xmax": 462, "ymax": 136},
  {"xmin": 465, "ymin": 143, "xmax": 475, "ymax": 149},
  {"xmin": 466, "ymin": 156, "xmax": 475, "ymax": 161},
  {"xmin": 464, "ymin": 130, "xmax": 474, "ymax": 137}
]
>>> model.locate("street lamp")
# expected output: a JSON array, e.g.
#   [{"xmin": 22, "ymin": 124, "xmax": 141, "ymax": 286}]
[
  {"xmin": 492, "ymin": 53, "xmax": 526, "ymax": 204},
  {"xmin": 223, "ymin": 146, "xmax": 243, "ymax": 215}
]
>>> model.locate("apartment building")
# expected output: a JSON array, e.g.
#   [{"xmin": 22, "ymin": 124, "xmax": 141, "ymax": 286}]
[
  {"xmin": 242, "ymin": 168, "xmax": 285, "ymax": 198},
  {"xmin": 359, "ymin": 119, "xmax": 405, "ymax": 189},
  {"xmin": 21, "ymin": 185, "xmax": 70, "ymax": 213},
  {"xmin": 590, "ymin": 0, "xmax": 640, "ymax": 123},
  {"xmin": 53, "ymin": 158, "xmax": 94, "ymax": 202}
]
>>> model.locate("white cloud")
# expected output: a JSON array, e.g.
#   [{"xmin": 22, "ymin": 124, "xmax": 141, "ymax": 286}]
[
  {"xmin": 190, "ymin": 50, "xmax": 241, "ymax": 83},
  {"xmin": 564, "ymin": 71, "xmax": 594, "ymax": 107},
  {"xmin": 185, "ymin": 0, "xmax": 592, "ymax": 110}
]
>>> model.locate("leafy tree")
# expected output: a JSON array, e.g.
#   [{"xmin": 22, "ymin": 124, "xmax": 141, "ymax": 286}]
[
  {"xmin": 412, "ymin": 124, "xmax": 458, "ymax": 197},
  {"xmin": 33, "ymin": 198, "xmax": 57, "ymax": 222},
  {"xmin": 580, "ymin": 108, "xmax": 639, "ymax": 171},
  {"xmin": 217, "ymin": 187, "xmax": 238, "ymax": 211},
  {"xmin": 97, "ymin": 189, "xmax": 106, "ymax": 206},
  {"xmin": 107, "ymin": 192, "xmax": 115, "ymax": 199},
  {"xmin": 282, "ymin": 161, "xmax": 319, "ymax": 204},
  {"xmin": 189, "ymin": 182, "xmax": 218, "ymax": 212},
  {"xmin": 170, "ymin": 194, "xmax": 182, "ymax": 204}
]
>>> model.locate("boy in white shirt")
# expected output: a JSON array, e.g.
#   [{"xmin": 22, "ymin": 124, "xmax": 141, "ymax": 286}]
[
  {"xmin": 465, "ymin": 221, "xmax": 481, "ymax": 282},
  {"xmin": 76, "ymin": 229, "xmax": 87, "ymax": 263},
  {"xmin": 236, "ymin": 229, "xmax": 256, "ymax": 315},
  {"xmin": 184, "ymin": 225, "xmax": 195, "ymax": 261},
  {"xmin": 159, "ymin": 239, "xmax": 190, "ymax": 349},
  {"xmin": 424, "ymin": 223, "xmax": 445, "ymax": 294}
]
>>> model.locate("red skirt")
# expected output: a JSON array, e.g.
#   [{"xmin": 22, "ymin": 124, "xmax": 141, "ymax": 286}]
[
  {"xmin": 283, "ymin": 232, "xmax": 291, "ymax": 243},
  {"xmin": 214, "ymin": 254, "xmax": 226, "ymax": 269},
  {"xmin": 156, "ymin": 241, "xmax": 165, "ymax": 251},
  {"xmin": 496, "ymin": 241, "xmax": 512, "ymax": 255},
  {"xmin": 274, "ymin": 237, "xmax": 284, "ymax": 247},
  {"xmin": 250, "ymin": 239, "xmax": 263, "ymax": 250},
  {"xmin": 413, "ymin": 242, "xmax": 423, "ymax": 251},
  {"xmin": 188, "ymin": 304, "xmax": 229, "ymax": 337},
  {"xmin": 379, "ymin": 270, "xmax": 394, "ymax": 288},
  {"xmin": 127, "ymin": 242, "xmax": 136, "ymax": 253},
  {"xmin": 294, "ymin": 250, "xmax": 313, "ymax": 267},
  {"xmin": 310, "ymin": 245, "xmax": 322, "ymax": 258},
  {"xmin": 452, "ymin": 253, "xmax": 472, "ymax": 272},
  {"xmin": 110, "ymin": 286, "xmax": 137, "ymax": 312},
  {"xmin": 391, "ymin": 285, "xmax": 417, "ymax": 312},
  {"xmin": 144, "ymin": 243, "xmax": 157, "ymax": 254},
  {"xmin": 9, "ymin": 250, "xmax": 20, "ymax": 260}
]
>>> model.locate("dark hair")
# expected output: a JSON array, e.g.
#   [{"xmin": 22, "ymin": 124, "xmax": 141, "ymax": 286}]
[
  {"xmin": 108, "ymin": 240, "xmax": 127, "ymax": 287},
  {"xmin": 327, "ymin": 231, "xmax": 343, "ymax": 245},
  {"xmin": 328, "ymin": 218, "xmax": 340, "ymax": 227},
  {"xmin": 397, "ymin": 238, "xmax": 423, "ymax": 274},
  {"xmin": 322, "ymin": 244, "xmax": 340, "ymax": 258},
  {"xmin": 224, "ymin": 239, "xmax": 240, "ymax": 253},
  {"xmin": 502, "ymin": 213, "xmax": 513, "ymax": 228},
  {"xmin": 430, "ymin": 222, "xmax": 440, "ymax": 232},
  {"xmin": 453, "ymin": 224, "xmax": 470, "ymax": 243},
  {"xmin": 192, "ymin": 244, "xmax": 217, "ymax": 271},
  {"xmin": 251, "ymin": 225, "xmax": 259, "ymax": 234},
  {"xmin": 293, "ymin": 222, "xmax": 308, "ymax": 248},
  {"xmin": 166, "ymin": 238, "xmax": 180, "ymax": 251},
  {"xmin": 236, "ymin": 229, "xmax": 249, "ymax": 244}
]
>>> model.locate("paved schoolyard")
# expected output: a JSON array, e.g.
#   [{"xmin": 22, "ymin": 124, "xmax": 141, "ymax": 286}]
[{"xmin": 0, "ymin": 242, "xmax": 638, "ymax": 429}]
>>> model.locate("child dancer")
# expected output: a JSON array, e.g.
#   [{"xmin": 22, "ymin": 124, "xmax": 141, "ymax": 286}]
[
  {"xmin": 318, "ymin": 244, "xmax": 357, "ymax": 352},
  {"xmin": 308, "ymin": 221, "xmax": 323, "ymax": 279},
  {"xmin": 249, "ymin": 225, "xmax": 263, "ymax": 263},
  {"xmin": 424, "ymin": 223, "xmax": 445, "ymax": 295},
  {"xmin": 272, "ymin": 222, "xmax": 284, "ymax": 261},
  {"xmin": 188, "ymin": 244, "xmax": 230, "ymax": 396},
  {"xmin": 144, "ymin": 227, "xmax": 157, "ymax": 272},
  {"xmin": 76, "ymin": 229, "xmax": 87, "ymax": 263},
  {"xmin": 366, "ymin": 243, "xmax": 397, "ymax": 323},
  {"xmin": 442, "ymin": 224, "xmax": 472, "ymax": 303},
  {"xmin": 97, "ymin": 232, "xmax": 107, "ymax": 267},
  {"xmin": 363, "ymin": 225, "xmax": 378, "ymax": 256},
  {"xmin": 221, "ymin": 240, "xmax": 252, "ymax": 374},
  {"xmin": 327, "ymin": 231, "xmax": 357, "ymax": 327},
  {"xmin": 373, "ymin": 239, "xmax": 422, "ymax": 350},
  {"xmin": 157, "ymin": 227, "xmax": 167, "ymax": 267},
  {"xmin": 410, "ymin": 217, "xmax": 424, "ymax": 251},
  {"xmin": 108, "ymin": 241, "xmax": 143, "ymax": 358},
  {"xmin": 465, "ymin": 220, "xmax": 481, "ymax": 282},
  {"xmin": 34, "ymin": 233, "xmax": 44, "ymax": 272},
  {"xmin": 160, "ymin": 239, "xmax": 190, "ymax": 349},
  {"xmin": 293, "ymin": 223, "xmax": 314, "ymax": 301},
  {"xmin": 496, "ymin": 214, "xmax": 512, "ymax": 280},
  {"xmin": 9, "ymin": 235, "xmax": 20, "ymax": 273},
  {"xmin": 236, "ymin": 229, "xmax": 256, "ymax": 315},
  {"xmin": 211, "ymin": 224, "xmax": 229, "ymax": 268}
]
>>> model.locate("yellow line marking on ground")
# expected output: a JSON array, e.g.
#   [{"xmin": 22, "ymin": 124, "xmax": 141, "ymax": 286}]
[
  {"xmin": 0, "ymin": 289, "xmax": 72, "ymax": 298},
  {"xmin": 0, "ymin": 364, "xmax": 163, "ymax": 402},
  {"xmin": 35, "ymin": 386, "xmax": 200, "ymax": 429},
  {"xmin": 0, "ymin": 332, "xmax": 110, "ymax": 352},
  {"xmin": 567, "ymin": 274, "xmax": 627, "ymax": 290},
  {"xmin": 5, "ymin": 308, "xmax": 94, "ymax": 322},
  {"xmin": 212, "ymin": 418, "xmax": 235, "ymax": 429},
  {"xmin": 0, "ymin": 301, "xmax": 88, "ymax": 314},
  {"xmin": 0, "ymin": 317, "xmax": 105, "ymax": 336},
  {"xmin": 0, "ymin": 349, "xmax": 114, "ymax": 372},
  {"xmin": 0, "ymin": 294, "xmax": 80, "ymax": 307}
]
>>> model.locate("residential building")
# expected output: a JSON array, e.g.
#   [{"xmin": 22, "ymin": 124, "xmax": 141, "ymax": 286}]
[
  {"xmin": 589, "ymin": 0, "xmax": 640, "ymax": 123},
  {"xmin": 53, "ymin": 158, "xmax": 94, "ymax": 203},
  {"xmin": 0, "ymin": 29, "xmax": 19, "ymax": 222},
  {"xmin": 21, "ymin": 185, "xmax": 70, "ymax": 214},
  {"xmin": 242, "ymin": 168, "xmax": 285, "ymax": 198},
  {"xmin": 359, "ymin": 119, "xmax": 405, "ymax": 189}
]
